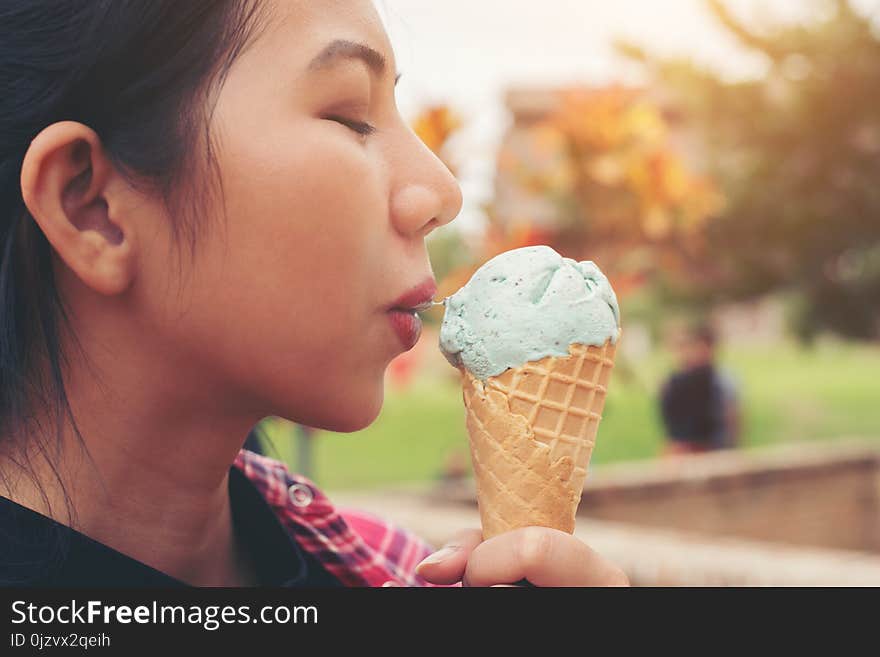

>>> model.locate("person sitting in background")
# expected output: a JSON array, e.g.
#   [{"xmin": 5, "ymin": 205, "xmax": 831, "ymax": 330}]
[{"xmin": 659, "ymin": 322, "xmax": 740, "ymax": 456}]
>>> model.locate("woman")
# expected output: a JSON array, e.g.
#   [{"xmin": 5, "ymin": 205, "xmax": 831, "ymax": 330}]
[{"xmin": 0, "ymin": 0, "xmax": 627, "ymax": 587}]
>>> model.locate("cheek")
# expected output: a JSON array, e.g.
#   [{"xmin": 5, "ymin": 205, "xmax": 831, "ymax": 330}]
[
  {"xmin": 173, "ymin": 124, "xmax": 395, "ymax": 425},
  {"xmin": 256, "ymin": 142, "xmax": 382, "ymax": 337}
]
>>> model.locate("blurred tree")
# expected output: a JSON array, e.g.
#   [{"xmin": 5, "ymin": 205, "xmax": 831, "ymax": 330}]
[
  {"xmin": 411, "ymin": 104, "xmax": 464, "ymax": 177},
  {"xmin": 409, "ymin": 103, "xmax": 481, "ymax": 326},
  {"xmin": 423, "ymin": 227, "xmax": 477, "ymax": 326},
  {"xmin": 483, "ymin": 85, "xmax": 724, "ymax": 301},
  {"xmin": 541, "ymin": 87, "xmax": 723, "ymax": 293},
  {"xmin": 618, "ymin": 0, "xmax": 880, "ymax": 340}
]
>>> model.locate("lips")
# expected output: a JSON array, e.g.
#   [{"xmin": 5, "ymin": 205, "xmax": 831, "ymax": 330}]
[
  {"xmin": 388, "ymin": 278, "xmax": 438, "ymax": 312},
  {"xmin": 386, "ymin": 277, "xmax": 437, "ymax": 350}
]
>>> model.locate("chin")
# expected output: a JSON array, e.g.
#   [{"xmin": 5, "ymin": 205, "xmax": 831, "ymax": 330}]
[
  {"xmin": 325, "ymin": 406, "xmax": 383, "ymax": 433},
  {"xmin": 304, "ymin": 386, "xmax": 385, "ymax": 434}
]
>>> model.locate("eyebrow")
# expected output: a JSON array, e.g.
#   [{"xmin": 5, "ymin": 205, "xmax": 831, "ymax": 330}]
[{"xmin": 308, "ymin": 39, "xmax": 402, "ymax": 87}]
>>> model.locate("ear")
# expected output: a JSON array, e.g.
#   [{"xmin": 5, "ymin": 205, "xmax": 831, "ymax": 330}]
[{"xmin": 20, "ymin": 121, "xmax": 138, "ymax": 296}]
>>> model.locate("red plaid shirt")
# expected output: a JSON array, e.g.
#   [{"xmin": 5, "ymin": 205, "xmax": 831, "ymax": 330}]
[{"xmin": 233, "ymin": 448, "xmax": 459, "ymax": 587}]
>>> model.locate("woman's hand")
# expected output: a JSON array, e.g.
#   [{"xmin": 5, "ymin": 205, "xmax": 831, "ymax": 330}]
[{"xmin": 414, "ymin": 527, "xmax": 629, "ymax": 587}]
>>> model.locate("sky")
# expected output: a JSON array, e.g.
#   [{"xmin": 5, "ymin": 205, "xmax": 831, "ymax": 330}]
[{"xmin": 375, "ymin": 0, "xmax": 880, "ymax": 233}]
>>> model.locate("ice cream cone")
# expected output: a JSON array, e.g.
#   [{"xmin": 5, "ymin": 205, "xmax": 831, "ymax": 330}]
[{"xmin": 461, "ymin": 338, "xmax": 618, "ymax": 539}]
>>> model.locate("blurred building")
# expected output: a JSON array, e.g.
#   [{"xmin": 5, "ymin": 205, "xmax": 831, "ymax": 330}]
[
  {"xmin": 490, "ymin": 83, "xmax": 701, "ymax": 231},
  {"xmin": 490, "ymin": 84, "xmax": 788, "ymax": 347},
  {"xmin": 491, "ymin": 86, "xmax": 569, "ymax": 230}
]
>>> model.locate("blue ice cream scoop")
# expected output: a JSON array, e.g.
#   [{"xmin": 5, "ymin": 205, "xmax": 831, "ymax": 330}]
[{"xmin": 439, "ymin": 245, "xmax": 620, "ymax": 381}]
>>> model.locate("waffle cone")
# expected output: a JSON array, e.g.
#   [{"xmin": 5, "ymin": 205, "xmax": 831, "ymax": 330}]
[{"xmin": 461, "ymin": 339, "xmax": 617, "ymax": 539}]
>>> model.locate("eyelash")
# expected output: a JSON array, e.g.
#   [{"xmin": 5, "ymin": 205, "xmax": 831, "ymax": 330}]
[{"xmin": 327, "ymin": 116, "xmax": 376, "ymax": 138}]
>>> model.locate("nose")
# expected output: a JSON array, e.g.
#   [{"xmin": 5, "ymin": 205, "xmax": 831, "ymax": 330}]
[{"xmin": 389, "ymin": 121, "xmax": 464, "ymax": 238}]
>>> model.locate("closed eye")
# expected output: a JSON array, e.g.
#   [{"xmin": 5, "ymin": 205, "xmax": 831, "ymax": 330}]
[{"xmin": 326, "ymin": 115, "xmax": 376, "ymax": 137}]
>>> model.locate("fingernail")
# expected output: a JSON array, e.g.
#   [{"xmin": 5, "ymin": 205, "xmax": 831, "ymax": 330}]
[{"xmin": 416, "ymin": 546, "xmax": 459, "ymax": 569}]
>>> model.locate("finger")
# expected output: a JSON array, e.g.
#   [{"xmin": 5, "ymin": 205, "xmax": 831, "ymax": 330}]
[
  {"xmin": 415, "ymin": 528, "xmax": 483, "ymax": 585},
  {"xmin": 463, "ymin": 527, "xmax": 629, "ymax": 587}
]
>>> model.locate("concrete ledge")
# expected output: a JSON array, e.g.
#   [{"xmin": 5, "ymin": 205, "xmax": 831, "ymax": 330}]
[
  {"xmin": 331, "ymin": 439, "xmax": 880, "ymax": 585},
  {"xmin": 433, "ymin": 438, "xmax": 880, "ymax": 503},
  {"xmin": 332, "ymin": 488, "xmax": 880, "ymax": 586},
  {"xmin": 583, "ymin": 438, "xmax": 880, "ymax": 495},
  {"xmin": 428, "ymin": 438, "xmax": 880, "ymax": 552}
]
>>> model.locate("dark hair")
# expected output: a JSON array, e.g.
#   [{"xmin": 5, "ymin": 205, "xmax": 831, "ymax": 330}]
[
  {"xmin": 0, "ymin": 1, "xmax": 272, "ymax": 522},
  {"xmin": 688, "ymin": 321, "xmax": 717, "ymax": 348}
]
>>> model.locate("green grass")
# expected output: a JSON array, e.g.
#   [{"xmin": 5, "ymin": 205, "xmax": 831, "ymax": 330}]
[{"xmin": 260, "ymin": 339, "xmax": 880, "ymax": 492}]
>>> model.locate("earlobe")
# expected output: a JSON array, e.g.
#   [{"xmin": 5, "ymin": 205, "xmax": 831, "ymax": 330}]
[{"xmin": 20, "ymin": 121, "xmax": 137, "ymax": 296}]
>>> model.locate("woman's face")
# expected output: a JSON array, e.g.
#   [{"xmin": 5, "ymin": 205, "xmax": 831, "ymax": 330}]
[{"xmin": 141, "ymin": 0, "xmax": 462, "ymax": 432}]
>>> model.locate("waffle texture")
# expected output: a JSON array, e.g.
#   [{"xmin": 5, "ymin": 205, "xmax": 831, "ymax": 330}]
[{"xmin": 462, "ymin": 340, "xmax": 617, "ymax": 538}]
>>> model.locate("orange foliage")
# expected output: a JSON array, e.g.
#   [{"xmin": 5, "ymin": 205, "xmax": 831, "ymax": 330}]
[
  {"xmin": 430, "ymin": 87, "xmax": 723, "ymax": 301},
  {"xmin": 484, "ymin": 85, "xmax": 725, "ymax": 290},
  {"xmin": 411, "ymin": 105, "xmax": 464, "ymax": 176}
]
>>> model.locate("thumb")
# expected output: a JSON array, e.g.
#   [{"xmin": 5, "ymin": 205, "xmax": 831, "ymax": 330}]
[{"xmin": 415, "ymin": 528, "xmax": 483, "ymax": 585}]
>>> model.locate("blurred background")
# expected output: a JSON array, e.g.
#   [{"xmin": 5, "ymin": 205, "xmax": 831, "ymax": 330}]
[{"xmin": 255, "ymin": 0, "xmax": 880, "ymax": 584}]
